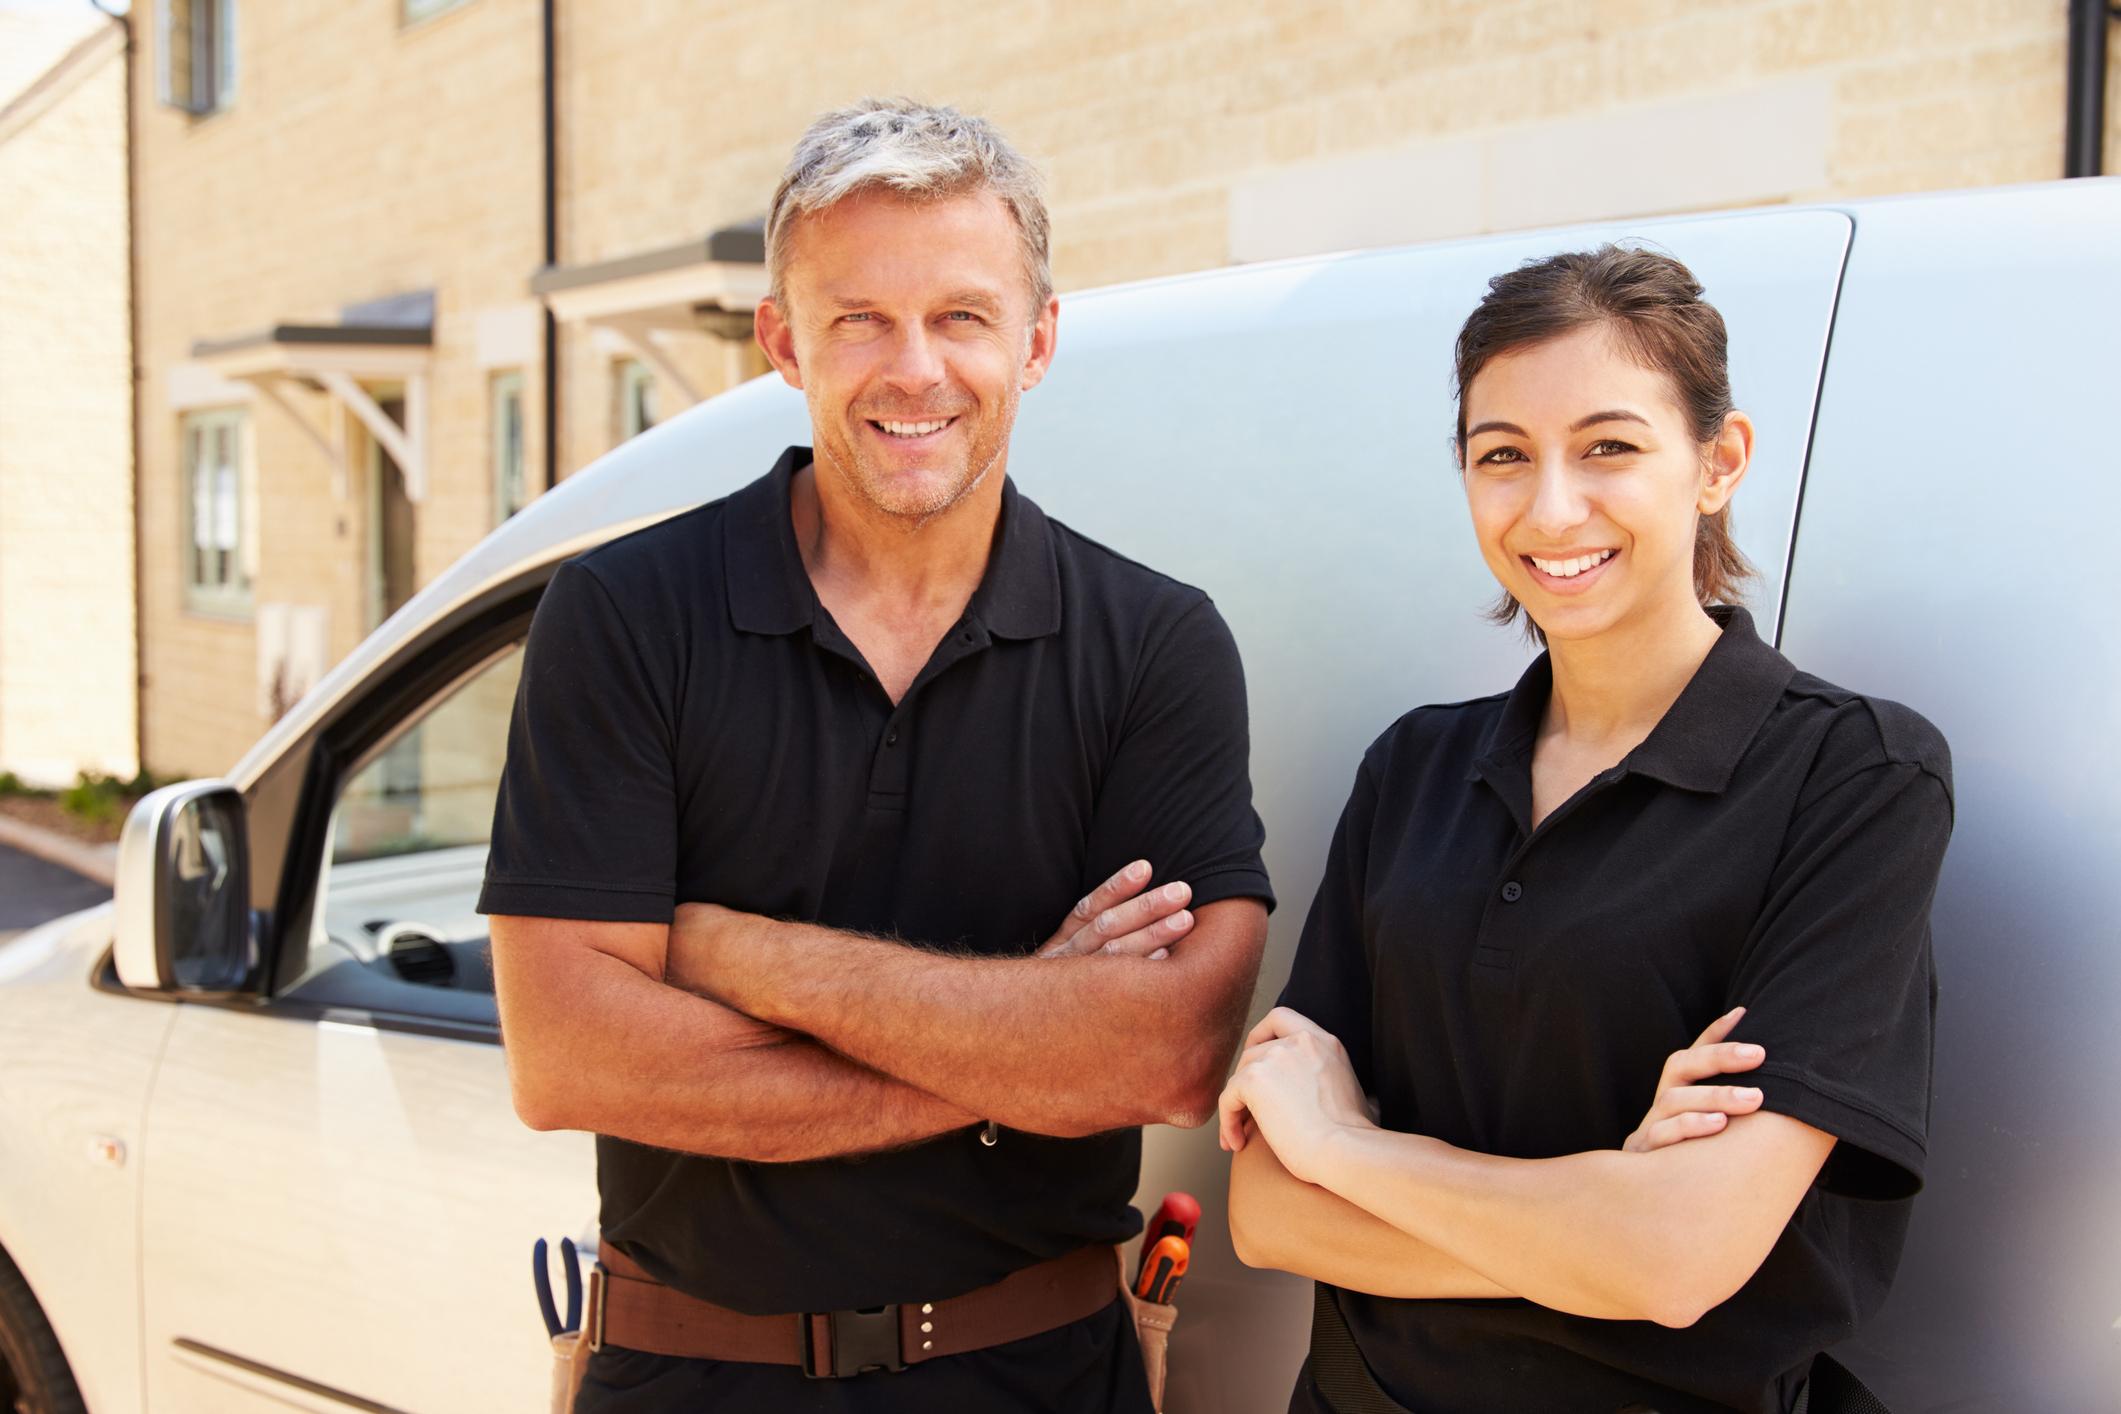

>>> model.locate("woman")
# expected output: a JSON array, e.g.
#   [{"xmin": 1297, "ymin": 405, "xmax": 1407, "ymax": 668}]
[{"xmin": 1220, "ymin": 247, "xmax": 1951, "ymax": 1414}]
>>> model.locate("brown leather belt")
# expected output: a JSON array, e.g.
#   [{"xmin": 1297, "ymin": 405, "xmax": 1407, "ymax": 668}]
[{"xmin": 587, "ymin": 1243, "xmax": 1119, "ymax": 1379}]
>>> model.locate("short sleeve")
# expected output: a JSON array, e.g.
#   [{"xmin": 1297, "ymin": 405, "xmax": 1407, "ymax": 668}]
[
  {"xmin": 1079, "ymin": 596, "xmax": 1274, "ymax": 916},
  {"xmin": 476, "ymin": 560, "xmax": 679, "ymax": 923},
  {"xmin": 1275, "ymin": 754, "xmax": 1379, "ymax": 1090},
  {"xmin": 1728, "ymin": 758, "xmax": 1953, "ymax": 1200}
]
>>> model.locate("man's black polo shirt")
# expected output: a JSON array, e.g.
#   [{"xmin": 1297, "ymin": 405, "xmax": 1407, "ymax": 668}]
[
  {"xmin": 1278, "ymin": 607, "xmax": 1952, "ymax": 1414},
  {"xmin": 478, "ymin": 449, "xmax": 1271, "ymax": 1326}
]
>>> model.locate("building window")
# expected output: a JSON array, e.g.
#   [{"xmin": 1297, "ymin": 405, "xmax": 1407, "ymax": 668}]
[
  {"xmin": 155, "ymin": 0, "xmax": 236, "ymax": 116},
  {"xmin": 181, "ymin": 408, "xmax": 251, "ymax": 616},
  {"xmin": 491, "ymin": 370, "xmax": 527, "ymax": 524},
  {"xmin": 615, "ymin": 359, "xmax": 657, "ymax": 443},
  {"xmin": 402, "ymin": 0, "xmax": 474, "ymax": 26}
]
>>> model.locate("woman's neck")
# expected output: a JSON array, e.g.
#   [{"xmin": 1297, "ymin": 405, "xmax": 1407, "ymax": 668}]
[{"xmin": 1542, "ymin": 591, "xmax": 1725, "ymax": 751}]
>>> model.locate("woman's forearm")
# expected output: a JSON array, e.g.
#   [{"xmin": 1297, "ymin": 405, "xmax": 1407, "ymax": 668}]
[
  {"xmin": 1313, "ymin": 1114, "xmax": 1832, "ymax": 1328},
  {"xmin": 1228, "ymin": 1135, "xmax": 1513, "ymax": 1300}
]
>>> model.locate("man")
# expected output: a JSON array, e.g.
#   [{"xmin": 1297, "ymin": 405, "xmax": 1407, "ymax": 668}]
[{"xmin": 482, "ymin": 99, "xmax": 1274, "ymax": 1413}]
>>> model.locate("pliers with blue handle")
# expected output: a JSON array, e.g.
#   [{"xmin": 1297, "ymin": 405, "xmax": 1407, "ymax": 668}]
[{"xmin": 532, "ymin": 1236, "xmax": 584, "ymax": 1338}]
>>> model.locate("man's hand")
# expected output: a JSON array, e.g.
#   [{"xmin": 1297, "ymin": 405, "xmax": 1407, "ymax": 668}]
[
  {"xmin": 1036, "ymin": 859, "xmax": 1197, "ymax": 959},
  {"xmin": 1622, "ymin": 1006, "xmax": 1767, "ymax": 1153},
  {"xmin": 1216, "ymin": 1007, "xmax": 1376, "ymax": 1185}
]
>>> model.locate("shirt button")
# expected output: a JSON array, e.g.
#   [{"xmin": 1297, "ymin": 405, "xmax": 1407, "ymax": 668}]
[
  {"xmin": 1500, "ymin": 880, "xmax": 1523, "ymax": 903},
  {"xmin": 886, "ymin": 728, "xmax": 900, "ymax": 747}
]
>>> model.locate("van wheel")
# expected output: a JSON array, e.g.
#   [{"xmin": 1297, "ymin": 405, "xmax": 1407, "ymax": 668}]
[{"xmin": 0, "ymin": 1249, "xmax": 84, "ymax": 1414}]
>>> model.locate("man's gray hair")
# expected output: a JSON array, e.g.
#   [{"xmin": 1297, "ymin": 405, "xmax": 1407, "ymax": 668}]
[{"xmin": 766, "ymin": 98, "xmax": 1053, "ymax": 313}]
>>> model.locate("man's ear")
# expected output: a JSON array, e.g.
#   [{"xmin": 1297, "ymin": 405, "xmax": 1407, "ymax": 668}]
[
  {"xmin": 755, "ymin": 297, "xmax": 804, "ymax": 391},
  {"xmin": 1699, "ymin": 410, "xmax": 1754, "ymax": 515},
  {"xmin": 1018, "ymin": 294, "xmax": 1061, "ymax": 393}
]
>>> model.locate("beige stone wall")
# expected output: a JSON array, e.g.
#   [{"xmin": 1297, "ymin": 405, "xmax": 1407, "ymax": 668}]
[
  {"xmin": 561, "ymin": 0, "xmax": 2116, "ymax": 292},
  {"xmin": 135, "ymin": 0, "xmax": 545, "ymax": 777},
  {"xmin": 0, "ymin": 26, "xmax": 138, "ymax": 788},
  {"xmin": 133, "ymin": 0, "xmax": 2119, "ymax": 776}
]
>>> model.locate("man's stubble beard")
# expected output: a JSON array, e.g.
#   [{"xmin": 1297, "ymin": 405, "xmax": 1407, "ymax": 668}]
[{"xmin": 813, "ymin": 379, "xmax": 1022, "ymax": 532}]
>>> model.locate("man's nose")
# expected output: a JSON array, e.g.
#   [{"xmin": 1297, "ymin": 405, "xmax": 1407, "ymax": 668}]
[
  {"xmin": 879, "ymin": 323, "xmax": 945, "ymax": 395},
  {"xmin": 1525, "ymin": 458, "xmax": 1591, "ymax": 538}
]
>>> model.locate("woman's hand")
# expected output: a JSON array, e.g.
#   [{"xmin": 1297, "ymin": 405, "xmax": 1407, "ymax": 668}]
[
  {"xmin": 1622, "ymin": 1006, "xmax": 1767, "ymax": 1153},
  {"xmin": 1217, "ymin": 1007, "xmax": 1375, "ymax": 1186}
]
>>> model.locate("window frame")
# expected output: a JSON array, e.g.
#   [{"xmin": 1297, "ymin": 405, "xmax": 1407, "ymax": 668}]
[
  {"xmin": 154, "ymin": 0, "xmax": 236, "ymax": 117},
  {"xmin": 491, "ymin": 369, "xmax": 528, "ymax": 526},
  {"xmin": 179, "ymin": 405, "xmax": 254, "ymax": 619},
  {"xmin": 400, "ymin": 0, "xmax": 475, "ymax": 29},
  {"xmin": 614, "ymin": 358, "xmax": 657, "ymax": 443}
]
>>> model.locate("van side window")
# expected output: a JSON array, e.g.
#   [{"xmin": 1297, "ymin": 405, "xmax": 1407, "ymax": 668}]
[{"xmin": 284, "ymin": 640, "xmax": 523, "ymax": 1018}]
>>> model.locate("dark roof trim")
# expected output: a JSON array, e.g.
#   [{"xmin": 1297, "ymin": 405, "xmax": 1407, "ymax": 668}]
[
  {"xmin": 529, "ymin": 218, "xmax": 765, "ymax": 296},
  {"xmin": 191, "ymin": 324, "xmax": 434, "ymax": 359}
]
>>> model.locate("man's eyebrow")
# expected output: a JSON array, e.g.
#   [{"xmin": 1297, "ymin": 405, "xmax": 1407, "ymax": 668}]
[
  {"xmin": 1569, "ymin": 409, "xmax": 1652, "ymax": 433},
  {"xmin": 942, "ymin": 289, "xmax": 1004, "ymax": 313}
]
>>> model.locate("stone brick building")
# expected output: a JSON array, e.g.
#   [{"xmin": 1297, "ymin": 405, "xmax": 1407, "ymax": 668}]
[
  {"xmin": 127, "ymin": 0, "xmax": 2118, "ymax": 777},
  {"xmin": 0, "ymin": 3, "xmax": 135, "ymax": 788}
]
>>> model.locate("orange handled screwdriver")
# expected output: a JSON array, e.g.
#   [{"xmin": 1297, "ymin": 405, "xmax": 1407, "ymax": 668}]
[{"xmin": 1134, "ymin": 1234, "xmax": 1190, "ymax": 1304}]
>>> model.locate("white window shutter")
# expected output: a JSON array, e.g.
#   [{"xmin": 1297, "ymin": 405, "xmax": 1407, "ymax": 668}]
[
  {"xmin": 214, "ymin": 0, "xmax": 236, "ymax": 106},
  {"xmin": 153, "ymin": 0, "xmax": 173, "ymax": 107}
]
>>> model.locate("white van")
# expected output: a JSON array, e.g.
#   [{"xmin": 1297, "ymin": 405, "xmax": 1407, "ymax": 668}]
[{"xmin": 2, "ymin": 176, "xmax": 2115, "ymax": 1414}]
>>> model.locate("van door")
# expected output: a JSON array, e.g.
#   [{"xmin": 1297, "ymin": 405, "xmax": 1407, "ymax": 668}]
[
  {"xmin": 1776, "ymin": 180, "xmax": 2121, "ymax": 1412},
  {"xmin": 137, "ymin": 627, "xmax": 596, "ymax": 1414},
  {"xmin": 1007, "ymin": 209, "xmax": 1853, "ymax": 1412}
]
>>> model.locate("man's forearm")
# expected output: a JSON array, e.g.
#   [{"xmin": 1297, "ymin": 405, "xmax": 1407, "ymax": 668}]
[
  {"xmin": 498, "ymin": 931, "xmax": 977, "ymax": 1162},
  {"xmin": 676, "ymin": 900, "xmax": 1267, "ymax": 1138},
  {"xmin": 1228, "ymin": 1137, "xmax": 1511, "ymax": 1300}
]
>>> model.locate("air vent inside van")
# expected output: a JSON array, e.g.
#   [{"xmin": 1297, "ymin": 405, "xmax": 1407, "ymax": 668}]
[{"xmin": 380, "ymin": 927, "xmax": 456, "ymax": 987}]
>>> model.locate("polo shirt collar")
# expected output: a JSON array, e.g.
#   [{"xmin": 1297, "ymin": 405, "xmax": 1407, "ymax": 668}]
[
  {"xmin": 724, "ymin": 446, "xmax": 1062, "ymax": 641},
  {"xmin": 1468, "ymin": 605, "xmax": 1797, "ymax": 797}
]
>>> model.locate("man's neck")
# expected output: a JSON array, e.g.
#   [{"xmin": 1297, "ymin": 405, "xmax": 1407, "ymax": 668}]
[{"xmin": 790, "ymin": 456, "xmax": 1004, "ymax": 620}]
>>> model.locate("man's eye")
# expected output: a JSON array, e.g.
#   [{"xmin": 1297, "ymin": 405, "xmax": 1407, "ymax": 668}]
[
  {"xmin": 840, "ymin": 312, "xmax": 876, "ymax": 324},
  {"xmin": 944, "ymin": 311, "xmax": 980, "ymax": 322}
]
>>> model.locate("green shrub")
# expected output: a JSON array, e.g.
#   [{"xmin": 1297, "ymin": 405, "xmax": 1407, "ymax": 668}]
[{"xmin": 60, "ymin": 771, "xmax": 133, "ymax": 829}]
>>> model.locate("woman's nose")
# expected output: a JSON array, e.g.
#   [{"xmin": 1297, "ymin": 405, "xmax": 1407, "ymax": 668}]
[{"xmin": 1525, "ymin": 459, "xmax": 1590, "ymax": 537}]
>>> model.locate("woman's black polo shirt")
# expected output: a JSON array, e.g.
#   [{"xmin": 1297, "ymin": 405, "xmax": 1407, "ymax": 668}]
[
  {"xmin": 479, "ymin": 448, "xmax": 1273, "ymax": 1320},
  {"xmin": 1278, "ymin": 607, "xmax": 1952, "ymax": 1414}
]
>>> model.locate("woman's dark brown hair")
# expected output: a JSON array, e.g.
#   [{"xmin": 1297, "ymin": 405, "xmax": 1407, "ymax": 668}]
[{"xmin": 1452, "ymin": 245, "xmax": 1754, "ymax": 637}]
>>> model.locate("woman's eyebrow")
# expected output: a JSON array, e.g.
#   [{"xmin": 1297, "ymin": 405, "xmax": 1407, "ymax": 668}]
[
  {"xmin": 1465, "ymin": 420, "xmax": 1527, "ymax": 439},
  {"xmin": 1569, "ymin": 410, "xmax": 1652, "ymax": 432}
]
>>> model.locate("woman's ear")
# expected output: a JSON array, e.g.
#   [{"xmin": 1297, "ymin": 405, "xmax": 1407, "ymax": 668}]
[{"xmin": 1699, "ymin": 410, "xmax": 1754, "ymax": 514}]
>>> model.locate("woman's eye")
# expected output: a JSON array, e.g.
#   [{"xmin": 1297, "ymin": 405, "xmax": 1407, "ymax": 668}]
[
  {"xmin": 1588, "ymin": 439, "xmax": 1638, "ymax": 456},
  {"xmin": 1476, "ymin": 447, "xmax": 1525, "ymax": 465}
]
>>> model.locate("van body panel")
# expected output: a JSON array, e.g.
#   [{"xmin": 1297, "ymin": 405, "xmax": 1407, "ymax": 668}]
[{"xmin": 1780, "ymin": 177, "xmax": 2121, "ymax": 1413}]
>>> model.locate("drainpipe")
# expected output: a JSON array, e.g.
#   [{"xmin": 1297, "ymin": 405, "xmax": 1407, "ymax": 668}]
[
  {"xmin": 90, "ymin": 0, "xmax": 149, "ymax": 780},
  {"xmin": 542, "ymin": 0, "xmax": 560, "ymax": 493},
  {"xmin": 2065, "ymin": 0, "xmax": 2117, "ymax": 177}
]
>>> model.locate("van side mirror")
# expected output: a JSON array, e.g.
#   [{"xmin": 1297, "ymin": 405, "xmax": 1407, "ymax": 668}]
[{"xmin": 113, "ymin": 780, "xmax": 259, "ymax": 995}]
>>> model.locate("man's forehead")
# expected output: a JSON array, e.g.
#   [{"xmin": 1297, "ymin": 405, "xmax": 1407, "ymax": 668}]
[{"xmin": 784, "ymin": 187, "xmax": 1025, "ymax": 301}]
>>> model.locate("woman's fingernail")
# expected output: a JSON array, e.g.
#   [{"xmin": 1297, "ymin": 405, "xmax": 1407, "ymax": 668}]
[
  {"xmin": 1128, "ymin": 860, "xmax": 1150, "ymax": 880},
  {"xmin": 1737, "ymin": 1044, "xmax": 1764, "ymax": 1060},
  {"xmin": 1738, "ymin": 1088, "xmax": 1762, "ymax": 1102}
]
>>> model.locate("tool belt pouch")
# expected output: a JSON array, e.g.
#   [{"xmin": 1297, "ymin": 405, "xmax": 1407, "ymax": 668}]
[
  {"xmin": 550, "ymin": 1329, "xmax": 591, "ymax": 1414},
  {"xmin": 1116, "ymin": 1250, "xmax": 1179, "ymax": 1413}
]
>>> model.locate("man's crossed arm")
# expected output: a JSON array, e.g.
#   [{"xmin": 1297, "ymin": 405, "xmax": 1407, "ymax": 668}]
[{"xmin": 490, "ymin": 863, "xmax": 1268, "ymax": 1162}]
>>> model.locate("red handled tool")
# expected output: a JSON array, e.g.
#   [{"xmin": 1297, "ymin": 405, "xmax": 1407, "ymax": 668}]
[
  {"xmin": 1134, "ymin": 1234, "xmax": 1190, "ymax": 1304},
  {"xmin": 1143, "ymin": 1191, "xmax": 1200, "ymax": 1250}
]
